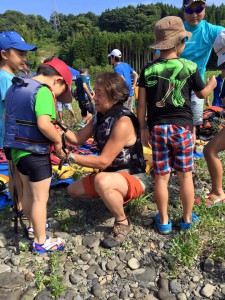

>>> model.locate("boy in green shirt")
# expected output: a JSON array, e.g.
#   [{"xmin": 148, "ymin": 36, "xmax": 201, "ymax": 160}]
[{"xmin": 5, "ymin": 57, "xmax": 72, "ymax": 254}]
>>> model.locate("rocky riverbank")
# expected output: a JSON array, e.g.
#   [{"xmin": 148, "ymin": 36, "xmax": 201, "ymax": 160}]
[{"xmin": 0, "ymin": 172, "xmax": 225, "ymax": 300}]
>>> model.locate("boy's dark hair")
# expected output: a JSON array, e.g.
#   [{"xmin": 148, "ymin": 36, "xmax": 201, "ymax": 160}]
[
  {"xmin": 95, "ymin": 71, "xmax": 129, "ymax": 103},
  {"xmin": 111, "ymin": 55, "xmax": 121, "ymax": 63},
  {"xmin": 37, "ymin": 57, "xmax": 62, "ymax": 77},
  {"xmin": 79, "ymin": 68, "xmax": 88, "ymax": 74}
]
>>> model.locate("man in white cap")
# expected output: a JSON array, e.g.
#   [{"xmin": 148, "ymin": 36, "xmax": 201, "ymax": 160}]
[
  {"xmin": 203, "ymin": 29, "xmax": 225, "ymax": 207},
  {"xmin": 180, "ymin": 0, "xmax": 224, "ymax": 142},
  {"xmin": 108, "ymin": 49, "xmax": 138, "ymax": 112}
]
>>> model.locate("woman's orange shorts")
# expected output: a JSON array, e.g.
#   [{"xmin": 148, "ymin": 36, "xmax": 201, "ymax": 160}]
[{"xmin": 82, "ymin": 171, "xmax": 144, "ymax": 204}]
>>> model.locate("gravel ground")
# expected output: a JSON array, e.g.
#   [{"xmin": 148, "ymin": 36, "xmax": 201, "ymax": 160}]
[{"xmin": 0, "ymin": 171, "xmax": 224, "ymax": 300}]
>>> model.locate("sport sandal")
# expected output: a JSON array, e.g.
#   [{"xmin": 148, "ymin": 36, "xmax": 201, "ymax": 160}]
[
  {"xmin": 101, "ymin": 218, "xmax": 132, "ymax": 248},
  {"xmin": 179, "ymin": 212, "xmax": 199, "ymax": 230},
  {"xmin": 32, "ymin": 235, "xmax": 66, "ymax": 254},
  {"xmin": 155, "ymin": 213, "xmax": 172, "ymax": 234},
  {"xmin": 27, "ymin": 221, "xmax": 50, "ymax": 240},
  {"xmin": 11, "ymin": 209, "xmax": 27, "ymax": 221}
]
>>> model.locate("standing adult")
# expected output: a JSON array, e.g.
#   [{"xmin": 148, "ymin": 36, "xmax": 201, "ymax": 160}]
[
  {"xmin": 75, "ymin": 68, "xmax": 94, "ymax": 127},
  {"xmin": 180, "ymin": 0, "xmax": 224, "ymax": 140},
  {"xmin": 108, "ymin": 49, "xmax": 138, "ymax": 112}
]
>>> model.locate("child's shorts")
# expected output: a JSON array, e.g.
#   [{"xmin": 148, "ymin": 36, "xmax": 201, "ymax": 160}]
[
  {"xmin": 56, "ymin": 102, "xmax": 72, "ymax": 112},
  {"xmin": 82, "ymin": 171, "xmax": 146, "ymax": 204},
  {"xmin": 151, "ymin": 124, "xmax": 194, "ymax": 175},
  {"xmin": 16, "ymin": 153, "xmax": 52, "ymax": 182}
]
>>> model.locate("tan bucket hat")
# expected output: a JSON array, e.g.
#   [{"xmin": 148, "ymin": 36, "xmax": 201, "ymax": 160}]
[{"xmin": 149, "ymin": 16, "xmax": 192, "ymax": 50}]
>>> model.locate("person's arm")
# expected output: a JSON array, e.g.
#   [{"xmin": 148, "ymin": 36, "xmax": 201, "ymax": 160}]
[
  {"xmin": 67, "ymin": 116, "xmax": 136, "ymax": 169},
  {"xmin": 64, "ymin": 119, "xmax": 94, "ymax": 146},
  {"xmin": 205, "ymin": 78, "xmax": 212, "ymax": 106},
  {"xmin": 195, "ymin": 75, "xmax": 217, "ymax": 99},
  {"xmin": 205, "ymin": 95, "xmax": 211, "ymax": 107},
  {"xmin": 82, "ymin": 82, "xmax": 93, "ymax": 100},
  {"xmin": 131, "ymin": 70, "xmax": 138, "ymax": 89},
  {"xmin": 37, "ymin": 115, "xmax": 64, "ymax": 156},
  {"xmin": 137, "ymin": 87, "xmax": 147, "ymax": 130},
  {"xmin": 35, "ymin": 86, "xmax": 65, "ymax": 157},
  {"xmin": 137, "ymin": 87, "xmax": 150, "ymax": 147}
]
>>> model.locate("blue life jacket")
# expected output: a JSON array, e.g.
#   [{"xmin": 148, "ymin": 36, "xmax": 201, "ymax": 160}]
[
  {"xmin": 4, "ymin": 77, "xmax": 53, "ymax": 154},
  {"xmin": 93, "ymin": 104, "xmax": 146, "ymax": 174}
]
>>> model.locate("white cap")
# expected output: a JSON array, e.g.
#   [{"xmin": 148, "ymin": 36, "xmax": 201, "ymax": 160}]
[
  {"xmin": 214, "ymin": 30, "xmax": 225, "ymax": 67},
  {"xmin": 108, "ymin": 49, "xmax": 122, "ymax": 58}
]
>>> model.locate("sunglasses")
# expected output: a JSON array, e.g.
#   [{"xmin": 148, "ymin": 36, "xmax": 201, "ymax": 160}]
[{"xmin": 184, "ymin": 5, "xmax": 205, "ymax": 14}]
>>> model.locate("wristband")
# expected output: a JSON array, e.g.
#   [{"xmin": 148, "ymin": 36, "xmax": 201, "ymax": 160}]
[
  {"xmin": 68, "ymin": 153, "xmax": 75, "ymax": 165},
  {"xmin": 56, "ymin": 121, "xmax": 69, "ymax": 133}
]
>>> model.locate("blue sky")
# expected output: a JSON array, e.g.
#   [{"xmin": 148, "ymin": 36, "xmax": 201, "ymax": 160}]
[{"xmin": 0, "ymin": 0, "xmax": 223, "ymax": 21}]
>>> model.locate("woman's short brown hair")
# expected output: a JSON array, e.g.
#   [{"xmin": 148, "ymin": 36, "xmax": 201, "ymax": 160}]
[{"xmin": 95, "ymin": 71, "xmax": 129, "ymax": 104}]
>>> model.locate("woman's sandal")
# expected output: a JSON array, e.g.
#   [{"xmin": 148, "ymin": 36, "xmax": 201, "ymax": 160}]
[
  {"xmin": 27, "ymin": 221, "xmax": 50, "ymax": 240},
  {"xmin": 101, "ymin": 217, "xmax": 132, "ymax": 249},
  {"xmin": 32, "ymin": 235, "xmax": 67, "ymax": 254}
]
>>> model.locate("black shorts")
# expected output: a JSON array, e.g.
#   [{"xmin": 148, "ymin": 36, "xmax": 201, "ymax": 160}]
[{"xmin": 16, "ymin": 153, "xmax": 52, "ymax": 182}]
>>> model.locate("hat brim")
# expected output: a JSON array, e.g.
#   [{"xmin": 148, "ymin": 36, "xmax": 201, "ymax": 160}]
[
  {"xmin": 13, "ymin": 44, "xmax": 37, "ymax": 51},
  {"xmin": 57, "ymin": 87, "xmax": 72, "ymax": 104},
  {"xmin": 149, "ymin": 31, "xmax": 192, "ymax": 50},
  {"xmin": 218, "ymin": 54, "xmax": 225, "ymax": 67},
  {"xmin": 183, "ymin": 0, "xmax": 206, "ymax": 7}
]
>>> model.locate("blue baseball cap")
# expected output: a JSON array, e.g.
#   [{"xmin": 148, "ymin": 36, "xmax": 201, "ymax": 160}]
[{"xmin": 0, "ymin": 31, "xmax": 37, "ymax": 51}]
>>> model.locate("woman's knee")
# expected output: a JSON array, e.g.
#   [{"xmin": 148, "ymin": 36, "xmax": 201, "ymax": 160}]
[{"xmin": 94, "ymin": 173, "xmax": 111, "ymax": 193}]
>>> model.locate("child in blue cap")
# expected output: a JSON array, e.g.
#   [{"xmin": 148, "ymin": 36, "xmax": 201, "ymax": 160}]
[{"xmin": 0, "ymin": 31, "xmax": 37, "ymax": 214}]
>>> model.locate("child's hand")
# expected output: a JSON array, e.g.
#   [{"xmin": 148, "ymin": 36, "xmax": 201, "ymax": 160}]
[
  {"xmin": 54, "ymin": 141, "xmax": 66, "ymax": 158},
  {"xmin": 207, "ymin": 75, "xmax": 217, "ymax": 89},
  {"xmin": 140, "ymin": 128, "xmax": 150, "ymax": 147}
]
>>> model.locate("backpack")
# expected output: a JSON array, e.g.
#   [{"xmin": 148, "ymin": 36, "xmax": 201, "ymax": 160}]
[{"xmin": 196, "ymin": 106, "xmax": 225, "ymax": 140}]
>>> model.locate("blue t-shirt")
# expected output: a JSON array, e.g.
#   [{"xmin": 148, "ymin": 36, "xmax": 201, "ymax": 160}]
[
  {"xmin": 0, "ymin": 70, "xmax": 14, "ymax": 148},
  {"xmin": 180, "ymin": 20, "xmax": 224, "ymax": 80},
  {"xmin": 114, "ymin": 62, "xmax": 134, "ymax": 96}
]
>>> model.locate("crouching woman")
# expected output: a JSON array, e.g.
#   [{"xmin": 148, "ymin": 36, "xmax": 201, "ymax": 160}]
[{"xmin": 64, "ymin": 71, "xmax": 147, "ymax": 248}]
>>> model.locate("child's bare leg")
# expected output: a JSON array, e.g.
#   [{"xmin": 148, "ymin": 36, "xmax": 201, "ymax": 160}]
[
  {"xmin": 19, "ymin": 174, "xmax": 51, "ymax": 244},
  {"xmin": 154, "ymin": 173, "xmax": 170, "ymax": 224},
  {"xmin": 29, "ymin": 178, "xmax": 51, "ymax": 244},
  {"xmin": 203, "ymin": 128, "xmax": 225, "ymax": 199},
  {"xmin": 176, "ymin": 171, "xmax": 194, "ymax": 223}
]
